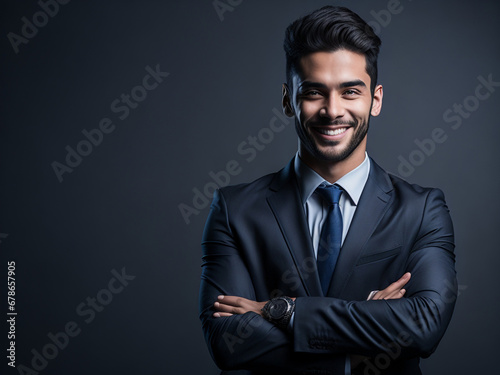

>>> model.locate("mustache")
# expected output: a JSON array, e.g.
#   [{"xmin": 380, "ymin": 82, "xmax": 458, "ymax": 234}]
[{"xmin": 310, "ymin": 119, "xmax": 357, "ymax": 127}]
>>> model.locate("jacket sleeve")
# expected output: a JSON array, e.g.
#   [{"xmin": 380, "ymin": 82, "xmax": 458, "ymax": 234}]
[
  {"xmin": 293, "ymin": 188, "xmax": 457, "ymax": 359},
  {"xmin": 199, "ymin": 189, "xmax": 345, "ymax": 373}
]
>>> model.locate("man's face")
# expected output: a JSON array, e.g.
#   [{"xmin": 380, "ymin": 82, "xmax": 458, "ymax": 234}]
[{"xmin": 285, "ymin": 50, "xmax": 382, "ymax": 166}]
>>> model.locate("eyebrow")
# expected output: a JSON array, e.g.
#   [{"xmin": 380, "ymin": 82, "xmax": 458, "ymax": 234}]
[
  {"xmin": 339, "ymin": 80, "xmax": 367, "ymax": 89},
  {"xmin": 298, "ymin": 81, "xmax": 327, "ymax": 90},
  {"xmin": 299, "ymin": 80, "xmax": 367, "ymax": 90}
]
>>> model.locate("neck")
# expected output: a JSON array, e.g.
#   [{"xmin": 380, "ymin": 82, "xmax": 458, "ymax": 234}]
[{"xmin": 299, "ymin": 140, "xmax": 367, "ymax": 183}]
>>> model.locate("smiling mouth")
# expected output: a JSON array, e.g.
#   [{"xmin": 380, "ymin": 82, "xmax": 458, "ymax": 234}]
[{"xmin": 315, "ymin": 127, "xmax": 348, "ymax": 136}]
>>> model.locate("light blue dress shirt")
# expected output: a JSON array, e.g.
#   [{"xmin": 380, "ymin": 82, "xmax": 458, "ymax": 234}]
[
  {"xmin": 290, "ymin": 152, "xmax": 371, "ymax": 375},
  {"xmin": 294, "ymin": 152, "xmax": 371, "ymax": 254}
]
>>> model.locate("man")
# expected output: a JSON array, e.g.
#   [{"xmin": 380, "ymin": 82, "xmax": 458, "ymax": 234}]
[{"xmin": 199, "ymin": 6, "xmax": 457, "ymax": 375}]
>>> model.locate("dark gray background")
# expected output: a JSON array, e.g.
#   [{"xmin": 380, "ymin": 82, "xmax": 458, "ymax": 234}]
[{"xmin": 1, "ymin": 0, "xmax": 499, "ymax": 374}]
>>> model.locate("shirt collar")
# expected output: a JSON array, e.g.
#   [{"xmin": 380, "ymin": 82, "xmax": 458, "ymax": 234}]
[{"xmin": 294, "ymin": 152, "xmax": 371, "ymax": 206}]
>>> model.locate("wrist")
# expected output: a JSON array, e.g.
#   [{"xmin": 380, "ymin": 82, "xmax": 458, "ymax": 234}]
[{"xmin": 261, "ymin": 296, "xmax": 295, "ymax": 330}]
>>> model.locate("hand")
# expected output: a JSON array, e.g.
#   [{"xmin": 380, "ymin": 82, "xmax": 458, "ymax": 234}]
[
  {"xmin": 369, "ymin": 272, "xmax": 411, "ymax": 300},
  {"xmin": 213, "ymin": 295, "xmax": 267, "ymax": 318}
]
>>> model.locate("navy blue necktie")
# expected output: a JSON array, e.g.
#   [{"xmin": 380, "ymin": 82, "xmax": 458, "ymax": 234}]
[{"xmin": 316, "ymin": 184, "xmax": 343, "ymax": 295}]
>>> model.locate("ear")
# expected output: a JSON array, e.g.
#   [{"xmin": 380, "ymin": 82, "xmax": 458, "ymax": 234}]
[
  {"xmin": 370, "ymin": 84, "xmax": 383, "ymax": 117},
  {"xmin": 282, "ymin": 83, "xmax": 294, "ymax": 117}
]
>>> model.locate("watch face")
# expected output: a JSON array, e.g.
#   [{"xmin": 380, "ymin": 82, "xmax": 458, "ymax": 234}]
[{"xmin": 269, "ymin": 299, "xmax": 288, "ymax": 319}]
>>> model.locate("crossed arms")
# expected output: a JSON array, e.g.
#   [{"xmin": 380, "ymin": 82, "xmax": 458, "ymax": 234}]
[
  {"xmin": 213, "ymin": 272, "xmax": 411, "ymax": 318},
  {"xmin": 199, "ymin": 187, "xmax": 457, "ymax": 372}
]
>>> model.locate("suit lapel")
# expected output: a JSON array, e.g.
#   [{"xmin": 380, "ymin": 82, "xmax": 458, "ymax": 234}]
[
  {"xmin": 266, "ymin": 158, "xmax": 323, "ymax": 297},
  {"xmin": 328, "ymin": 159, "xmax": 394, "ymax": 298}
]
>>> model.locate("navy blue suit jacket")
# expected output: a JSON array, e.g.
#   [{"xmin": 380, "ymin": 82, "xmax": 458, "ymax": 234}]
[{"xmin": 199, "ymin": 157, "xmax": 457, "ymax": 375}]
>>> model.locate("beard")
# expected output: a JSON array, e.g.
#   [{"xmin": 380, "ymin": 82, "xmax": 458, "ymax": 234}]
[{"xmin": 296, "ymin": 116, "xmax": 369, "ymax": 163}]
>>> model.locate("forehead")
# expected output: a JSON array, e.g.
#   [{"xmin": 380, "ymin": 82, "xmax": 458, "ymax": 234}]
[{"xmin": 294, "ymin": 50, "xmax": 370, "ymax": 86}]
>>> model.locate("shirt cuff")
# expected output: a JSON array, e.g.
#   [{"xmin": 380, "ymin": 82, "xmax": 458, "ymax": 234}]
[
  {"xmin": 367, "ymin": 290, "xmax": 379, "ymax": 300},
  {"xmin": 288, "ymin": 311, "xmax": 295, "ymax": 332}
]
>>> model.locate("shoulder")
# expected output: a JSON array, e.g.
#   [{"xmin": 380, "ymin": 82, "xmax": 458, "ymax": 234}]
[
  {"xmin": 389, "ymin": 173, "xmax": 445, "ymax": 200},
  {"xmin": 371, "ymin": 163, "xmax": 454, "ymax": 245},
  {"xmin": 218, "ymin": 170, "xmax": 279, "ymax": 203},
  {"xmin": 370, "ymin": 158, "xmax": 449, "ymax": 212},
  {"xmin": 384, "ymin": 171, "xmax": 452, "ymax": 233}
]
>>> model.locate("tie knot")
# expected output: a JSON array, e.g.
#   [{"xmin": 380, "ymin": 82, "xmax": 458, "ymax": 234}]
[{"xmin": 316, "ymin": 184, "xmax": 343, "ymax": 206}]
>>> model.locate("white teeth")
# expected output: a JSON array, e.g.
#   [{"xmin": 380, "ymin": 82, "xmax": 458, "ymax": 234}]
[{"xmin": 317, "ymin": 127, "xmax": 347, "ymax": 136}]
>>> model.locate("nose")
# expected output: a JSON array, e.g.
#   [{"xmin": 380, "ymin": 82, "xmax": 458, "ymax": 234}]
[{"xmin": 320, "ymin": 95, "xmax": 345, "ymax": 120}]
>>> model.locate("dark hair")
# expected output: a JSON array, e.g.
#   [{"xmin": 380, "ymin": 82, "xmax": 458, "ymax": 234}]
[{"xmin": 284, "ymin": 6, "xmax": 381, "ymax": 94}]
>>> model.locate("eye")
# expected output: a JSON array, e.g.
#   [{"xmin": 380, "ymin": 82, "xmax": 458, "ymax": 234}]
[
  {"xmin": 303, "ymin": 90, "xmax": 322, "ymax": 97},
  {"xmin": 343, "ymin": 89, "xmax": 357, "ymax": 96}
]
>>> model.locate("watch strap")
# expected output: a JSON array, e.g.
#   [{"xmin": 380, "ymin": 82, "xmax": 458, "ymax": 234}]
[{"xmin": 261, "ymin": 296, "xmax": 295, "ymax": 330}]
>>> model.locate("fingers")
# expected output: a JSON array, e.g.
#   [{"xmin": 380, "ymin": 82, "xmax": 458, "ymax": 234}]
[
  {"xmin": 382, "ymin": 288, "xmax": 406, "ymax": 300},
  {"xmin": 372, "ymin": 273, "xmax": 411, "ymax": 300},
  {"xmin": 397, "ymin": 272, "xmax": 411, "ymax": 285},
  {"xmin": 214, "ymin": 295, "xmax": 247, "ymax": 315},
  {"xmin": 213, "ymin": 295, "xmax": 258, "ymax": 318},
  {"xmin": 385, "ymin": 272, "xmax": 411, "ymax": 293},
  {"xmin": 213, "ymin": 312, "xmax": 233, "ymax": 318},
  {"xmin": 213, "ymin": 300, "xmax": 244, "ymax": 315},
  {"xmin": 215, "ymin": 295, "xmax": 246, "ymax": 307},
  {"xmin": 372, "ymin": 288, "xmax": 405, "ymax": 300},
  {"xmin": 213, "ymin": 295, "xmax": 267, "ymax": 318}
]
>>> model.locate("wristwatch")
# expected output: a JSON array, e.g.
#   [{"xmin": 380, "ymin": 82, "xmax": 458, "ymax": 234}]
[{"xmin": 261, "ymin": 296, "xmax": 295, "ymax": 330}]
